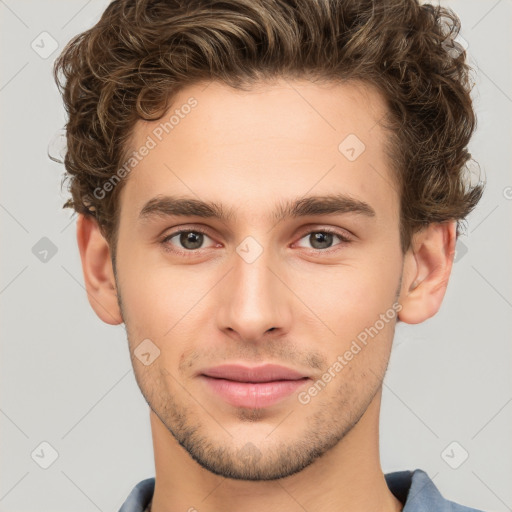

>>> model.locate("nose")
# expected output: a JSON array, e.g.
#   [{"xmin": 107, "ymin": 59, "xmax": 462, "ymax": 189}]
[{"xmin": 216, "ymin": 242, "xmax": 292, "ymax": 343}]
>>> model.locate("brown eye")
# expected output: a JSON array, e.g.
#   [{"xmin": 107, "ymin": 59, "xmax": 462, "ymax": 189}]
[
  {"xmin": 295, "ymin": 229, "xmax": 352, "ymax": 251},
  {"xmin": 161, "ymin": 229, "xmax": 215, "ymax": 253},
  {"xmin": 178, "ymin": 231, "xmax": 204, "ymax": 250},
  {"xmin": 309, "ymin": 232, "xmax": 334, "ymax": 249}
]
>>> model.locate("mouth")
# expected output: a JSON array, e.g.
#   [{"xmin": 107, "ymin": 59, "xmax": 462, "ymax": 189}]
[{"xmin": 198, "ymin": 364, "xmax": 311, "ymax": 408}]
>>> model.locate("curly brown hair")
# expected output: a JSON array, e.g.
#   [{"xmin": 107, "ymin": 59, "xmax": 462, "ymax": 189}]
[{"xmin": 53, "ymin": 0, "xmax": 484, "ymax": 260}]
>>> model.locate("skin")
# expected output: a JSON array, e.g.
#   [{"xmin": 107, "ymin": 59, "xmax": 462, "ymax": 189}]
[{"xmin": 77, "ymin": 79, "xmax": 456, "ymax": 512}]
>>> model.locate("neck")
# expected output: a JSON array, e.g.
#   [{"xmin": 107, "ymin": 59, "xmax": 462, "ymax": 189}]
[{"xmin": 149, "ymin": 387, "xmax": 402, "ymax": 512}]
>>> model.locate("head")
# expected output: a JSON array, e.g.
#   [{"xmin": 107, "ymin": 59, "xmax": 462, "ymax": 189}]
[{"xmin": 53, "ymin": 0, "xmax": 483, "ymax": 481}]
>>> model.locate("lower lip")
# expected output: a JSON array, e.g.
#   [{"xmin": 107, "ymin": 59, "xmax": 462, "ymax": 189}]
[{"xmin": 200, "ymin": 376, "xmax": 310, "ymax": 408}]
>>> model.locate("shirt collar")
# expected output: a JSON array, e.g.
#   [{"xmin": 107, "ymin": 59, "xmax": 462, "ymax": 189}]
[{"xmin": 119, "ymin": 469, "xmax": 464, "ymax": 512}]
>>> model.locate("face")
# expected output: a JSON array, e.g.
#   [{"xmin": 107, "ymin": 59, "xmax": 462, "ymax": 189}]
[{"xmin": 113, "ymin": 78, "xmax": 404, "ymax": 480}]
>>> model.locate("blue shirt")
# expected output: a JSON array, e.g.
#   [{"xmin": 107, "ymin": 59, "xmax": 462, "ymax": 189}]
[{"xmin": 118, "ymin": 469, "xmax": 486, "ymax": 512}]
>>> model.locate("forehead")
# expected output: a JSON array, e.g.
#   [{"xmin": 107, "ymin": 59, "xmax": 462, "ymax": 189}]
[{"xmin": 118, "ymin": 78, "xmax": 398, "ymax": 227}]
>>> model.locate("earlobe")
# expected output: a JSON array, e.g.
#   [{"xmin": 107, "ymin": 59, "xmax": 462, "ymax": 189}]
[
  {"xmin": 76, "ymin": 213, "xmax": 123, "ymax": 326},
  {"xmin": 397, "ymin": 221, "xmax": 456, "ymax": 324}
]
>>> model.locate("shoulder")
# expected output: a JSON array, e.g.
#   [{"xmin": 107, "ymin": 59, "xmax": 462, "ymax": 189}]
[
  {"xmin": 118, "ymin": 477, "xmax": 155, "ymax": 512},
  {"xmin": 385, "ymin": 468, "xmax": 488, "ymax": 512}
]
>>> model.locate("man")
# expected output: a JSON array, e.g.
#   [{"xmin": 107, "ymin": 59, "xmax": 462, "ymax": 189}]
[{"xmin": 53, "ymin": 0, "xmax": 485, "ymax": 510}]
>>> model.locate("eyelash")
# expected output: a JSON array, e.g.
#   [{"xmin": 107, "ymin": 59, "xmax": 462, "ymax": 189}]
[{"xmin": 160, "ymin": 226, "xmax": 353, "ymax": 257}]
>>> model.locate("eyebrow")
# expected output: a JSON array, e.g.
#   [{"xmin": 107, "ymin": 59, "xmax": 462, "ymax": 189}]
[{"xmin": 138, "ymin": 193, "xmax": 376, "ymax": 224}]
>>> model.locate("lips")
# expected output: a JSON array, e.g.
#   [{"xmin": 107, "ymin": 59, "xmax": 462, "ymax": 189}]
[
  {"xmin": 200, "ymin": 363, "xmax": 308, "ymax": 382},
  {"xmin": 198, "ymin": 364, "xmax": 310, "ymax": 408}
]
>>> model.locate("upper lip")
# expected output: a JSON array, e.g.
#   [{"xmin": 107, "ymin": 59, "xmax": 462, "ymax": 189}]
[{"xmin": 200, "ymin": 364, "xmax": 309, "ymax": 383}]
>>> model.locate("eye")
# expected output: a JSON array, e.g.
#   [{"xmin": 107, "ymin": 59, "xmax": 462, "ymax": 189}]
[
  {"xmin": 295, "ymin": 229, "xmax": 353, "ymax": 251},
  {"xmin": 161, "ymin": 228, "xmax": 217, "ymax": 254},
  {"xmin": 160, "ymin": 226, "xmax": 353, "ymax": 257}
]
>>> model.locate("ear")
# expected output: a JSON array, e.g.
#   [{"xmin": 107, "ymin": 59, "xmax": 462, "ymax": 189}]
[
  {"xmin": 76, "ymin": 213, "xmax": 123, "ymax": 325},
  {"xmin": 397, "ymin": 221, "xmax": 456, "ymax": 324}
]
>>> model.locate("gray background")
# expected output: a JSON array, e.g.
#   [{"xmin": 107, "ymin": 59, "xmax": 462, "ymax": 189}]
[{"xmin": 1, "ymin": 0, "xmax": 511, "ymax": 510}]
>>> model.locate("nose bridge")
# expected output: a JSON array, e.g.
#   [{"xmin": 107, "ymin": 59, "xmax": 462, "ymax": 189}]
[{"xmin": 217, "ymin": 235, "xmax": 290, "ymax": 340}]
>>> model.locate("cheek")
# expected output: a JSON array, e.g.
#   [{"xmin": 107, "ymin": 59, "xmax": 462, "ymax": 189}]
[
  {"xmin": 119, "ymin": 249, "xmax": 218, "ymax": 350},
  {"xmin": 299, "ymin": 265, "xmax": 397, "ymax": 322},
  {"xmin": 288, "ymin": 253, "xmax": 401, "ymax": 357},
  {"xmin": 117, "ymin": 250, "xmax": 179, "ymax": 338}
]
